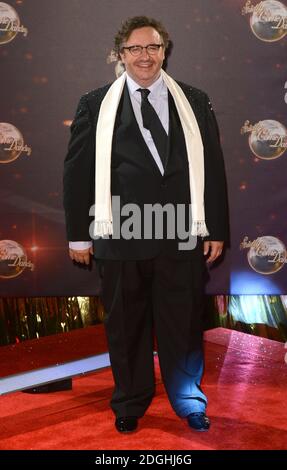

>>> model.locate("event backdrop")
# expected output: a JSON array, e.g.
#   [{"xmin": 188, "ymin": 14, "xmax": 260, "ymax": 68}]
[{"xmin": 1, "ymin": 0, "xmax": 286, "ymax": 296}]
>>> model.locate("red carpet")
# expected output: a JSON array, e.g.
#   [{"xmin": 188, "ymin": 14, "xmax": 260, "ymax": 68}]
[
  {"xmin": 0, "ymin": 325, "xmax": 108, "ymax": 378},
  {"xmin": 0, "ymin": 328, "xmax": 286, "ymax": 450}
]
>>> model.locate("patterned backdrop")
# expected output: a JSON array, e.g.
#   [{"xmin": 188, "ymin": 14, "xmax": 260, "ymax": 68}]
[{"xmin": 1, "ymin": 0, "xmax": 286, "ymax": 296}]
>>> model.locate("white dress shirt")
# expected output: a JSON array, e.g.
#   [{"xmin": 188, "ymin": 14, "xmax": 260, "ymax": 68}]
[{"xmin": 69, "ymin": 71, "xmax": 169, "ymax": 251}]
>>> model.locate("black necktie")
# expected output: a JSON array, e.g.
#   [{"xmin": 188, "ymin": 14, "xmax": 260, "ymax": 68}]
[{"xmin": 138, "ymin": 88, "xmax": 168, "ymax": 168}]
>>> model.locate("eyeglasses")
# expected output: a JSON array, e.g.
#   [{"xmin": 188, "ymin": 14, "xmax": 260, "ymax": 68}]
[{"xmin": 121, "ymin": 44, "xmax": 163, "ymax": 57}]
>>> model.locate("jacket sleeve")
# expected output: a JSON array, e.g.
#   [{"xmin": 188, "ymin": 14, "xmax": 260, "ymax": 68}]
[
  {"xmin": 202, "ymin": 94, "xmax": 230, "ymax": 243},
  {"xmin": 63, "ymin": 94, "xmax": 95, "ymax": 241}
]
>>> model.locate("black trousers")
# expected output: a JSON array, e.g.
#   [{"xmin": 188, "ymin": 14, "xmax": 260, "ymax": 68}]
[{"xmin": 98, "ymin": 243, "xmax": 208, "ymax": 418}]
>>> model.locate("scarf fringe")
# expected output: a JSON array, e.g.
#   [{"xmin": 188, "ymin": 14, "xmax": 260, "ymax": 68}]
[
  {"xmin": 191, "ymin": 220, "xmax": 210, "ymax": 237},
  {"xmin": 94, "ymin": 221, "xmax": 113, "ymax": 237},
  {"xmin": 93, "ymin": 220, "xmax": 209, "ymax": 238}
]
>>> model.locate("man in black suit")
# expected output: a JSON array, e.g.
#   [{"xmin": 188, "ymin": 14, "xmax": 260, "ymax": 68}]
[{"xmin": 63, "ymin": 16, "xmax": 229, "ymax": 433}]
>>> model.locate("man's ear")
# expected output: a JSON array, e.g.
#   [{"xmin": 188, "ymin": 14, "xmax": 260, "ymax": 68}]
[{"xmin": 119, "ymin": 52, "xmax": 125, "ymax": 64}]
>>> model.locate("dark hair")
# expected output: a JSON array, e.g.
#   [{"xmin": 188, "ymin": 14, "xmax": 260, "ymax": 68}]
[{"xmin": 114, "ymin": 16, "xmax": 170, "ymax": 59}]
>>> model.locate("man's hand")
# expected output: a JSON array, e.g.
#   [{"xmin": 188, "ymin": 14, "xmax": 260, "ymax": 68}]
[
  {"xmin": 203, "ymin": 241, "xmax": 224, "ymax": 263},
  {"xmin": 69, "ymin": 246, "xmax": 94, "ymax": 265}
]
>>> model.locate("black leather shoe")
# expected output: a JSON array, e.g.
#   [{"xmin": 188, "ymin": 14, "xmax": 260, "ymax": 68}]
[
  {"xmin": 115, "ymin": 416, "xmax": 138, "ymax": 433},
  {"xmin": 187, "ymin": 412, "xmax": 210, "ymax": 431}
]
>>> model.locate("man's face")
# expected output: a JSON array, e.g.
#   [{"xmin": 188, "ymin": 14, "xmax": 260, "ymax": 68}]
[{"xmin": 120, "ymin": 26, "xmax": 165, "ymax": 87}]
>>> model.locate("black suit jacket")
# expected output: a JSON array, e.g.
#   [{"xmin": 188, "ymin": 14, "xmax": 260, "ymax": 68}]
[{"xmin": 63, "ymin": 80, "xmax": 229, "ymax": 257}]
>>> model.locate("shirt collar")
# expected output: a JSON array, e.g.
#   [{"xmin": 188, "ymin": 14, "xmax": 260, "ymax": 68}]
[{"xmin": 126, "ymin": 71, "xmax": 166, "ymax": 99}]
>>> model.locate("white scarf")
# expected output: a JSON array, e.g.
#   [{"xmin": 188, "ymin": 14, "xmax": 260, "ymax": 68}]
[{"xmin": 93, "ymin": 69, "xmax": 209, "ymax": 238}]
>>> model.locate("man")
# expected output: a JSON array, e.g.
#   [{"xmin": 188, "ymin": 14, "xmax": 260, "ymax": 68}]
[{"xmin": 63, "ymin": 16, "xmax": 229, "ymax": 433}]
